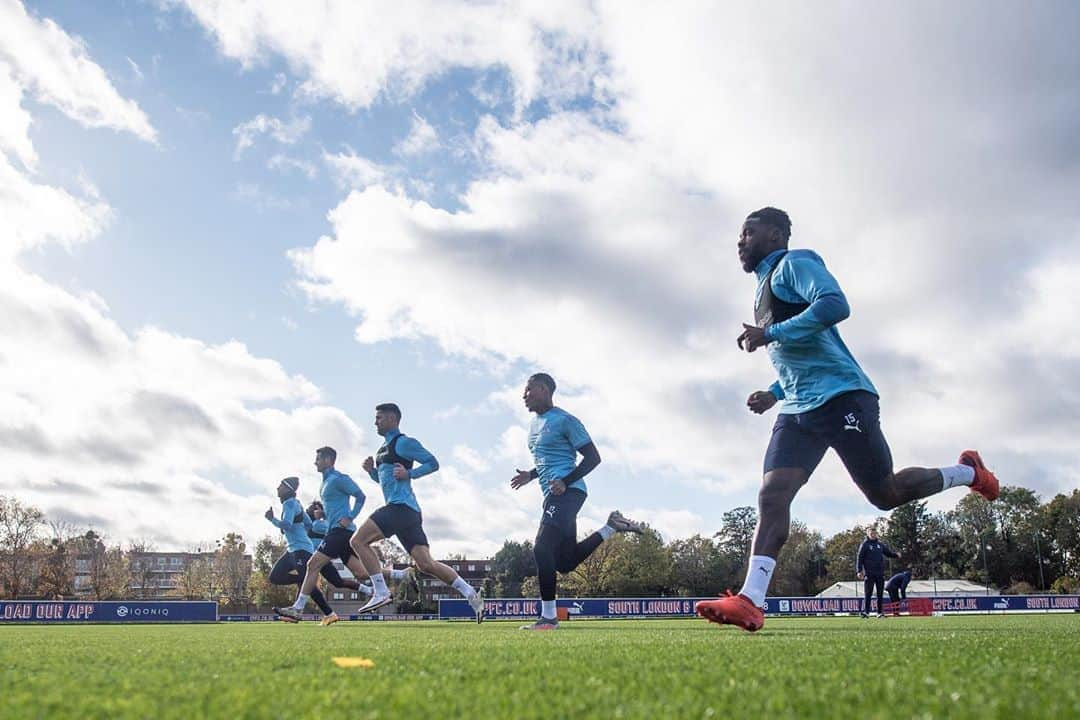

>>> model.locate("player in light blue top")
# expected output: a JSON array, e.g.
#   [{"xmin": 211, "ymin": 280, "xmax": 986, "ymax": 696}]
[
  {"xmin": 367, "ymin": 427, "xmax": 438, "ymax": 512},
  {"xmin": 264, "ymin": 477, "xmax": 336, "ymax": 620},
  {"xmin": 303, "ymin": 499, "xmax": 373, "ymax": 599},
  {"xmin": 511, "ymin": 374, "xmax": 644, "ymax": 630},
  {"xmin": 350, "ymin": 403, "xmax": 484, "ymax": 621},
  {"xmin": 696, "ymin": 206, "xmax": 1000, "ymax": 633},
  {"xmin": 275, "ymin": 447, "xmax": 375, "ymax": 624}
]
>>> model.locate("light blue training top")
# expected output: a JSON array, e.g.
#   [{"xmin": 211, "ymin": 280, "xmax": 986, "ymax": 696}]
[
  {"xmin": 756, "ymin": 248, "xmax": 877, "ymax": 414},
  {"xmin": 266, "ymin": 496, "xmax": 315, "ymax": 554},
  {"xmin": 319, "ymin": 468, "xmax": 365, "ymax": 532},
  {"xmin": 365, "ymin": 429, "xmax": 439, "ymax": 513},
  {"xmin": 528, "ymin": 407, "xmax": 592, "ymax": 498}
]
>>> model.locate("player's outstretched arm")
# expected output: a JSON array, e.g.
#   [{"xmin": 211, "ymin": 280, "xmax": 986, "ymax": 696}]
[{"xmin": 510, "ymin": 468, "xmax": 536, "ymax": 489}]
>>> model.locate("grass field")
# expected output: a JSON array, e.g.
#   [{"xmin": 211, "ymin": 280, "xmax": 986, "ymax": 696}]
[{"xmin": 2, "ymin": 614, "xmax": 1078, "ymax": 719}]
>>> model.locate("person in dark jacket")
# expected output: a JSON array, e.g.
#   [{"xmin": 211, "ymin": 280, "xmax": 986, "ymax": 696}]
[
  {"xmin": 886, "ymin": 569, "xmax": 913, "ymax": 607},
  {"xmin": 856, "ymin": 526, "xmax": 900, "ymax": 617}
]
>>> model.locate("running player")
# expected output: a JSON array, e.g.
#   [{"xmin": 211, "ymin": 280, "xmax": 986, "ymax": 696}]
[
  {"xmin": 512, "ymin": 373, "xmax": 644, "ymax": 631},
  {"xmin": 305, "ymin": 499, "xmax": 374, "ymax": 600},
  {"xmin": 696, "ymin": 207, "xmax": 1000, "ymax": 632},
  {"xmin": 349, "ymin": 403, "xmax": 484, "ymax": 621},
  {"xmin": 274, "ymin": 447, "xmax": 373, "ymax": 622},
  {"xmin": 264, "ymin": 477, "xmax": 339, "ymax": 624}
]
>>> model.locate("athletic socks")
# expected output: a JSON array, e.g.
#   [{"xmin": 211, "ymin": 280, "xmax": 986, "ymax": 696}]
[
  {"xmin": 541, "ymin": 600, "xmax": 557, "ymax": 619},
  {"xmin": 598, "ymin": 525, "xmax": 616, "ymax": 541},
  {"xmin": 451, "ymin": 576, "xmax": 477, "ymax": 599},
  {"xmin": 291, "ymin": 593, "xmax": 310, "ymax": 611},
  {"xmin": 738, "ymin": 555, "xmax": 776, "ymax": 607},
  {"xmin": 370, "ymin": 572, "xmax": 389, "ymax": 597},
  {"xmin": 940, "ymin": 464, "xmax": 976, "ymax": 490}
]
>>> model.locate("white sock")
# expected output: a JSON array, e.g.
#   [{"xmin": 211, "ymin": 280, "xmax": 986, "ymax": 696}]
[
  {"xmin": 451, "ymin": 576, "xmax": 477, "ymax": 599},
  {"xmin": 541, "ymin": 600, "xmax": 557, "ymax": 619},
  {"xmin": 940, "ymin": 464, "xmax": 975, "ymax": 490},
  {"xmin": 598, "ymin": 525, "xmax": 616, "ymax": 541},
  {"xmin": 738, "ymin": 555, "xmax": 776, "ymax": 607},
  {"xmin": 291, "ymin": 593, "xmax": 309, "ymax": 610},
  {"xmin": 388, "ymin": 569, "xmax": 407, "ymax": 581},
  {"xmin": 370, "ymin": 572, "xmax": 389, "ymax": 597}
]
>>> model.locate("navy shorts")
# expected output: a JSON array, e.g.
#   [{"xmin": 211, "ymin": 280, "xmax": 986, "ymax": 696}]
[
  {"xmin": 764, "ymin": 390, "xmax": 894, "ymax": 490},
  {"xmin": 370, "ymin": 504, "xmax": 429, "ymax": 553},
  {"xmin": 316, "ymin": 527, "xmax": 356, "ymax": 564},
  {"xmin": 538, "ymin": 488, "xmax": 587, "ymax": 539}
]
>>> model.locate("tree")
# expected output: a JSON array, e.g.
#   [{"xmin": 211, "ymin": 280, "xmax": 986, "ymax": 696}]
[
  {"xmin": 605, "ymin": 529, "xmax": 672, "ymax": 597},
  {"xmin": 214, "ymin": 533, "xmax": 251, "ymax": 609},
  {"xmin": 71, "ymin": 531, "xmax": 130, "ymax": 600},
  {"xmin": 922, "ymin": 512, "xmax": 967, "ymax": 580},
  {"xmin": 1041, "ymin": 490, "xmax": 1080, "ymax": 580},
  {"xmin": 668, "ymin": 535, "xmax": 721, "ymax": 596},
  {"xmin": 375, "ymin": 539, "xmax": 409, "ymax": 566},
  {"xmin": 772, "ymin": 521, "xmax": 826, "ymax": 596},
  {"xmin": 714, "ymin": 506, "xmax": 756, "ymax": 575},
  {"xmin": 824, "ymin": 527, "xmax": 865, "ymax": 584},
  {"xmin": 0, "ymin": 496, "xmax": 44, "ymax": 598},
  {"xmin": 249, "ymin": 535, "xmax": 291, "ymax": 609},
  {"xmin": 490, "ymin": 540, "xmax": 537, "ymax": 597},
  {"xmin": 34, "ymin": 537, "xmax": 75, "ymax": 599},
  {"xmin": 884, "ymin": 501, "xmax": 929, "ymax": 574},
  {"xmin": 949, "ymin": 493, "xmax": 1002, "ymax": 588},
  {"xmin": 561, "ymin": 535, "xmax": 622, "ymax": 597},
  {"xmin": 127, "ymin": 540, "xmax": 158, "ymax": 599},
  {"xmin": 177, "ymin": 556, "xmax": 213, "ymax": 600}
]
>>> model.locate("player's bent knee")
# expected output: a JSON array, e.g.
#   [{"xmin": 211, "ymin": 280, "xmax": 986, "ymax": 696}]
[{"xmin": 864, "ymin": 485, "xmax": 899, "ymax": 511}]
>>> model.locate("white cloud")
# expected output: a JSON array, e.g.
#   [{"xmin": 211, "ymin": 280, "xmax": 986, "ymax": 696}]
[
  {"xmin": 125, "ymin": 56, "xmax": 143, "ymax": 82},
  {"xmin": 394, "ymin": 110, "xmax": 438, "ymax": 157},
  {"xmin": 0, "ymin": 148, "xmax": 110, "ymax": 261},
  {"xmin": 452, "ymin": 444, "xmax": 491, "ymax": 474},
  {"xmin": 0, "ymin": 267, "xmax": 370, "ymax": 546},
  {"xmin": 270, "ymin": 71, "xmax": 286, "ymax": 95},
  {"xmin": 322, "ymin": 149, "xmax": 393, "ymax": 190},
  {"xmin": 0, "ymin": 62, "xmax": 36, "ymax": 169},
  {"xmin": 174, "ymin": 0, "xmax": 605, "ymax": 109},
  {"xmin": 285, "ymin": 2, "xmax": 1080, "ymax": 539},
  {"xmin": 267, "ymin": 153, "xmax": 317, "ymax": 179},
  {"xmin": 0, "ymin": 0, "xmax": 156, "ymax": 142},
  {"xmin": 232, "ymin": 113, "xmax": 310, "ymax": 156}
]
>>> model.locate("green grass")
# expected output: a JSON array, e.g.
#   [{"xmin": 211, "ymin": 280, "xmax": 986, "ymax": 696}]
[{"xmin": 1, "ymin": 615, "xmax": 1078, "ymax": 719}]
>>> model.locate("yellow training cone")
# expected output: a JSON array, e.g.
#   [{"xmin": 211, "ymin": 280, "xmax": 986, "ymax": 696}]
[{"xmin": 332, "ymin": 657, "xmax": 375, "ymax": 669}]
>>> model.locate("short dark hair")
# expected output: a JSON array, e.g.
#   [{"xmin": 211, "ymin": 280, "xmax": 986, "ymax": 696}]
[
  {"xmin": 316, "ymin": 446, "xmax": 337, "ymax": 463},
  {"xmin": 375, "ymin": 403, "xmax": 402, "ymax": 420},
  {"xmin": 746, "ymin": 206, "xmax": 792, "ymax": 241},
  {"xmin": 529, "ymin": 373, "xmax": 556, "ymax": 394}
]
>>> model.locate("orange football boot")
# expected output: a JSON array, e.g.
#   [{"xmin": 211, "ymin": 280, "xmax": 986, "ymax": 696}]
[
  {"xmin": 695, "ymin": 591, "xmax": 765, "ymax": 632},
  {"xmin": 959, "ymin": 450, "xmax": 999, "ymax": 501}
]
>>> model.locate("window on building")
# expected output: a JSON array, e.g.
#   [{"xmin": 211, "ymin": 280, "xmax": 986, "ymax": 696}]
[
  {"xmin": 333, "ymin": 592, "xmax": 344, "ymax": 600},
  {"xmin": 468, "ymin": 564, "xmax": 475, "ymax": 572},
  {"xmin": 350, "ymin": 593, "xmax": 358, "ymax": 600},
  {"xmin": 171, "ymin": 557, "xmax": 181, "ymax": 566},
  {"xmin": 485, "ymin": 564, "xmax": 491, "ymax": 572}
]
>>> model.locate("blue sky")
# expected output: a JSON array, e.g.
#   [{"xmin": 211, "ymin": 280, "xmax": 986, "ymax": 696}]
[{"xmin": 2, "ymin": 0, "xmax": 1078, "ymax": 554}]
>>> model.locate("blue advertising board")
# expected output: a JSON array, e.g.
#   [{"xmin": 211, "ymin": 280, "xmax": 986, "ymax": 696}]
[
  {"xmin": 440, "ymin": 595, "xmax": 1080, "ymax": 619},
  {"xmin": 0, "ymin": 600, "xmax": 218, "ymax": 623}
]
